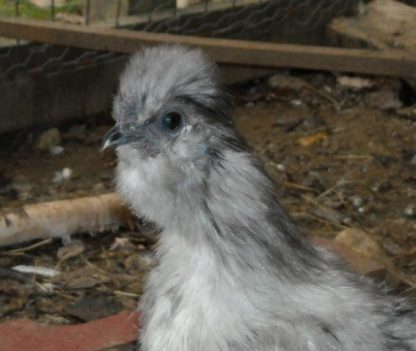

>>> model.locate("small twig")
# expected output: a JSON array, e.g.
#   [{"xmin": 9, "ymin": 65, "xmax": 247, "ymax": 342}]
[
  {"xmin": 301, "ymin": 195, "xmax": 351, "ymax": 229},
  {"xmin": 6, "ymin": 238, "xmax": 53, "ymax": 255},
  {"xmin": 281, "ymin": 181, "xmax": 318, "ymax": 193},
  {"xmin": 84, "ymin": 258, "xmax": 112, "ymax": 276},
  {"xmin": 294, "ymin": 211, "xmax": 348, "ymax": 230},
  {"xmin": 394, "ymin": 273, "xmax": 416, "ymax": 290},
  {"xmin": 334, "ymin": 155, "xmax": 372, "ymax": 160},
  {"xmin": 55, "ymin": 292, "xmax": 78, "ymax": 301},
  {"xmin": 392, "ymin": 248, "xmax": 416, "ymax": 261},
  {"xmin": 114, "ymin": 290, "xmax": 140, "ymax": 298},
  {"xmin": 301, "ymin": 195, "xmax": 327, "ymax": 209},
  {"xmin": 318, "ymin": 180, "xmax": 360, "ymax": 199}
]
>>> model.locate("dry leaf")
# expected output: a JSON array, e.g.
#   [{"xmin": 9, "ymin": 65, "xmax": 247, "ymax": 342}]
[
  {"xmin": 57, "ymin": 241, "xmax": 85, "ymax": 261},
  {"xmin": 110, "ymin": 237, "xmax": 132, "ymax": 251},
  {"xmin": 337, "ymin": 76, "xmax": 375, "ymax": 90},
  {"xmin": 335, "ymin": 228, "xmax": 384, "ymax": 260},
  {"xmin": 297, "ymin": 132, "xmax": 328, "ymax": 146},
  {"xmin": 55, "ymin": 267, "xmax": 110, "ymax": 290},
  {"xmin": 13, "ymin": 265, "xmax": 60, "ymax": 278}
]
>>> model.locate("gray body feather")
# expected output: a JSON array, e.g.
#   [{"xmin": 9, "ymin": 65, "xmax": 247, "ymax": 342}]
[{"xmin": 109, "ymin": 45, "xmax": 416, "ymax": 351}]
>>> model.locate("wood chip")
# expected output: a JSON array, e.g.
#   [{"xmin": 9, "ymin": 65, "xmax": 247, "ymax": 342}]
[{"xmin": 297, "ymin": 132, "xmax": 328, "ymax": 146}]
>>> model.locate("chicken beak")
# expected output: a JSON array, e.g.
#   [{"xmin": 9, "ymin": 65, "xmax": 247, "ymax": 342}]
[{"xmin": 102, "ymin": 125, "xmax": 137, "ymax": 150}]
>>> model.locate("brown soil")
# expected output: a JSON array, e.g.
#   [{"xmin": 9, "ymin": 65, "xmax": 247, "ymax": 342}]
[{"xmin": 0, "ymin": 71, "xmax": 415, "ymax": 325}]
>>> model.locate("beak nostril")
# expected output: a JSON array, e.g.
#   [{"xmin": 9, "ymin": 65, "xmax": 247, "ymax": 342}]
[{"xmin": 111, "ymin": 131, "xmax": 122, "ymax": 142}]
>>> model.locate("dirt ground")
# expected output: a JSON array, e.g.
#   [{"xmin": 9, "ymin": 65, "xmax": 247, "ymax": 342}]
[{"xmin": 0, "ymin": 70, "xmax": 415, "ymax": 326}]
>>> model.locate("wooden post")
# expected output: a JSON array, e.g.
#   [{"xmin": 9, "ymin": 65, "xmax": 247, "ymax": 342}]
[{"xmin": 0, "ymin": 17, "xmax": 415, "ymax": 78}]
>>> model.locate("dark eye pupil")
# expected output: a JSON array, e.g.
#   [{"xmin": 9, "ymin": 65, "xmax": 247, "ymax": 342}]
[{"xmin": 162, "ymin": 112, "xmax": 182, "ymax": 131}]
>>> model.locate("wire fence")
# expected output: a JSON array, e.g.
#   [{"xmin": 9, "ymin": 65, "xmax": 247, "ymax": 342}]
[
  {"xmin": 131, "ymin": 0, "xmax": 358, "ymax": 41},
  {"xmin": 0, "ymin": 0, "xmax": 362, "ymax": 133},
  {"xmin": 0, "ymin": 0, "xmax": 361, "ymax": 84},
  {"xmin": 0, "ymin": 0, "xmax": 359, "ymax": 32},
  {"xmin": 0, "ymin": 42, "xmax": 123, "ymax": 82}
]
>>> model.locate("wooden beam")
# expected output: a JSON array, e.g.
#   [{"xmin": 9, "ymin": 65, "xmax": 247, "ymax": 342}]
[{"xmin": 0, "ymin": 17, "xmax": 415, "ymax": 78}]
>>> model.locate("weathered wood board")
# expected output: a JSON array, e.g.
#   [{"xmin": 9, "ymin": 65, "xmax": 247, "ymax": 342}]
[
  {"xmin": 329, "ymin": 0, "xmax": 416, "ymax": 51},
  {"xmin": 0, "ymin": 18, "xmax": 415, "ymax": 78}
]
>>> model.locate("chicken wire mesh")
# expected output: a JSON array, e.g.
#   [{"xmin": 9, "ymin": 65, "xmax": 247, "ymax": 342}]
[
  {"xmin": 0, "ymin": 42, "xmax": 123, "ymax": 82},
  {"xmin": 130, "ymin": 0, "xmax": 359, "ymax": 41},
  {"xmin": 0, "ymin": 0, "xmax": 360, "ymax": 84}
]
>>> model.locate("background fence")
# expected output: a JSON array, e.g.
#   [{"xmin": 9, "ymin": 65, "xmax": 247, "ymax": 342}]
[
  {"xmin": 0, "ymin": 0, "xmax": 360, "ymax": 84},
  {"xmin": 0, "ymin": 0, "xmax": 403, "ymax": 133}
]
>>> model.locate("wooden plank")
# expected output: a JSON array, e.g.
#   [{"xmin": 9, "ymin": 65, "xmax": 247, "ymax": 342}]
[{"xmin": 0, "ymin": 17, "xmax": 416, "ymax": 78}]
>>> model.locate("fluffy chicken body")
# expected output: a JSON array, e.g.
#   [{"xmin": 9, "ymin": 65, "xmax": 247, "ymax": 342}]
[{"xmin": 104, "ymin": 45, "xmax": 416, "ymax": 351}]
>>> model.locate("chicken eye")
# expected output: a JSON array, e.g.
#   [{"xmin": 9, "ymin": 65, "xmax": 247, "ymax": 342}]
[{"xmin": 161, "ymin": 112, "xmax": 182, "ymax": 131}]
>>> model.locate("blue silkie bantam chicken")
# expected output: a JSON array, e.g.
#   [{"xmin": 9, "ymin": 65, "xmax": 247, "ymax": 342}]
[{"xmin": 103, "ymin": 45, "xmax": 416, "ymax": 351}]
